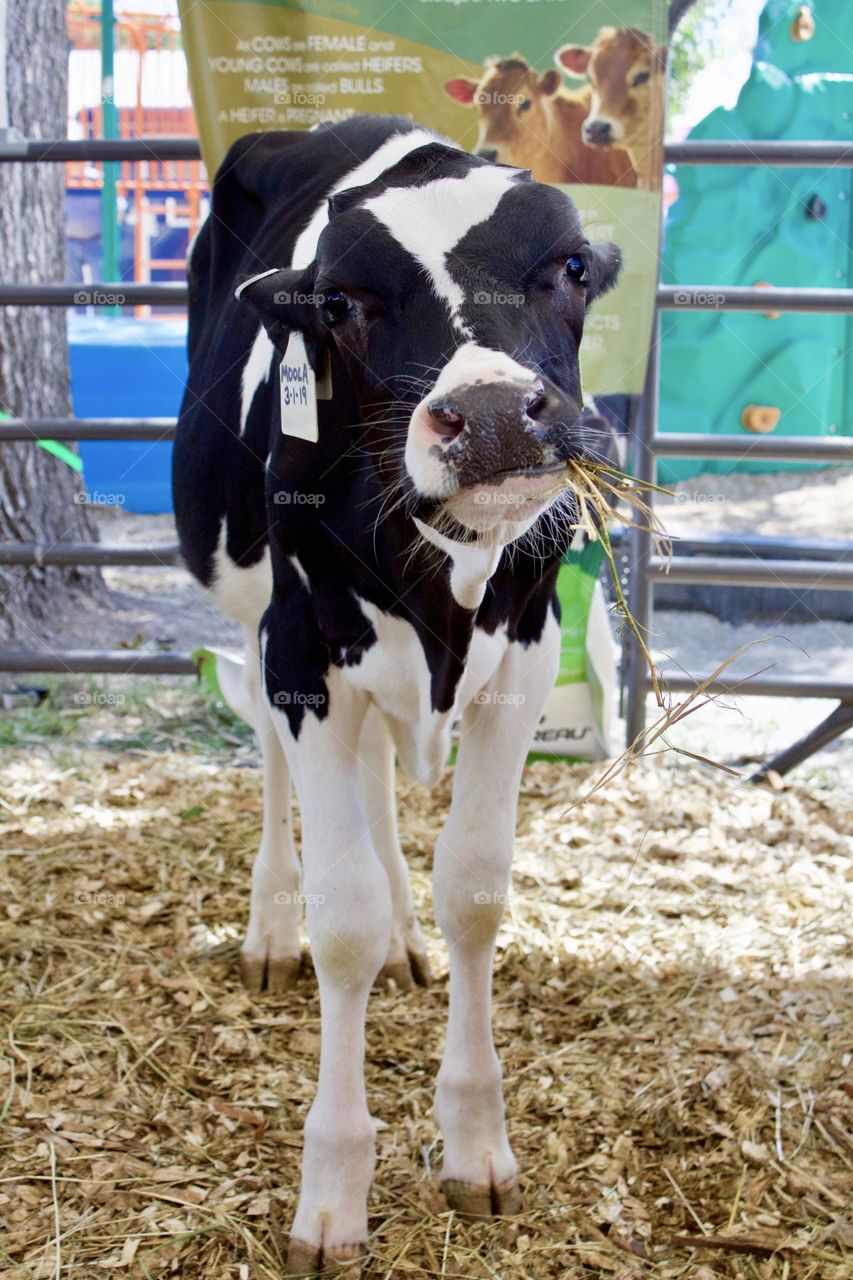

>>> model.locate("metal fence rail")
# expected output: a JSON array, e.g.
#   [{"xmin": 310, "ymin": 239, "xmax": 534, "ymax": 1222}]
[
  {"xmin": 2, "ymin": 138, "xmax": 852, "ymax": 166},
  {"xmin": 0, "ymin": 543, "xmax": 180, "ymax": 566},
  {"xmin": 0, "ymin": 283, "xmax": 188, "ymax": 306},
  {"xmin": 645, "ymin": 557, "xmax": 853, "ymax": 590},
  {"xmin": 0, "ymin": 418, "xmax": 177, "ymax": 441},
  {"xmin": 0, "ymin": 135, "xmax": 851, "ymax": 764},
  {"xmin": 0, "ymin": 650, "xmax": 196, "ymax": 674},
  {"xmin": 3, "ymin": 417, "xmax": 851, "ymax": 459},
  {"xmin": 655, "ymin": 434, "xmax": 852, "ymax": 461},
  {"xmin": 5, "ymin": 282, "xmax": 853, "ymax": 313},
  {"xmin": 657, "ymin": 285, "xmax": 853, "ymax": 313}
]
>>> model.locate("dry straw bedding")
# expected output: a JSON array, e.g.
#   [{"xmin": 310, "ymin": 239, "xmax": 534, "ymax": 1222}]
[{"xmin": 1, "ymin": 743, "xmax": 851, "ymax": 1280}]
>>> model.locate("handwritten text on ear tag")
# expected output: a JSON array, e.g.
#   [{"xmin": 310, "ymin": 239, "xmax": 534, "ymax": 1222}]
[{"xmin": 279, "ymin": 333, "xmax": 319, "ymax": 442}]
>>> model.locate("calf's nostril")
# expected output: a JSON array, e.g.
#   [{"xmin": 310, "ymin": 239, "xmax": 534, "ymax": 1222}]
[
  {"xmin": 426, "ymin": 399, "xmax": 465, "ymax": 444},
  {"xmin": 523, "ymin": 389, "xmax": 550, "ymax": 422}
]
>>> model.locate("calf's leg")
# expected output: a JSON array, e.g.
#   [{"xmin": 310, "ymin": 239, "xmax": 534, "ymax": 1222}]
[
  {"xmin": 433, "ymin": 613, "xmax": 560, "ymax": 1216},
  {"xmin": 239, "ymin": 628, "xmax": 303, "ymax": 993},
  {"xmin": 358, "ymin": 704, "xmax": 431, "ymax": 990},
  {"xmin": 266, "ymin": 664, "xmax": 392, "ymax": 1274}
]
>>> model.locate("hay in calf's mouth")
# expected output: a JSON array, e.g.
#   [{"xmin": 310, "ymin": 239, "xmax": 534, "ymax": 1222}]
[
  {"xmin": 565, "ymin": 459, "xmax": 673, "ymax": 692},
  {"xmin": 1, "ymin": 727, "xmax": 850, "ymax": 1279},
  {"xmin": 564, "ymin": 460, "xmax": 778, "ymax": 798}
]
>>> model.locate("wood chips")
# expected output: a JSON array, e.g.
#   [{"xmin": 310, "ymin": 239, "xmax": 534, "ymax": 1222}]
[{"xmin": 1, "ymin": 738, "xmax": 851, "ymax": 1279}]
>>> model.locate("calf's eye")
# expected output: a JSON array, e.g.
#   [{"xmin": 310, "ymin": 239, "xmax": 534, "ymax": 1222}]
[
  {"xmin": 517, "ymin": 98, "xmax": 532, "ymax": 114},
  {"xmin": 632, "ymin": 70, "xmax": 650, "ymax": 86},
  {"xmin": 565, "ymin": 255, "xmax": 588, "ymax": 284},
  {"xmin": 322, "ymin": 290, "xmax": 351, "ymax": 322}
]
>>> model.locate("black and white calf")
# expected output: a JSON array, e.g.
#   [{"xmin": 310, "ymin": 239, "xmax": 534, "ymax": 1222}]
[{"xmin": 174, "ymin": 114, "xmax": 621, "ymax": 1274}]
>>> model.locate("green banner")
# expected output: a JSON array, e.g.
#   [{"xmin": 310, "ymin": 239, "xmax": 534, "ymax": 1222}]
[{"xmin": 178, "ymin": 0, "xmax": 666, "ymax": 395}]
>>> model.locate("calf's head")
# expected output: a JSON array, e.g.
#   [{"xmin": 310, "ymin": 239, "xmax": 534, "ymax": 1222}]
[
  {"xmin": 557, "ymin": 27, "xmax": 666, "ymax": 154},
  {"xmin": 239, "ymin": 143, "xmax": 621, "ymax": 539},
  {"xmin": 444, "ymin": 57, "xmax": 564, "ymax": 175}
]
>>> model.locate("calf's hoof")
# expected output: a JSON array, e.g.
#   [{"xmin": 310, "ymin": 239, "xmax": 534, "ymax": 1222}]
[
  {"xmin": 375, "ymin": 947, "xmax": 432, "ymax": 992},
  {"xmin": 286, "ymin": 1237, "xmax": 367, "ymax": 1278},
  {"xmin": 239, "ymin": 950, "xmax": 301, "ymax": 995},
  {"xmin": 441, "ymin": 1175, "xmax": 522, "ymax": 1219}
]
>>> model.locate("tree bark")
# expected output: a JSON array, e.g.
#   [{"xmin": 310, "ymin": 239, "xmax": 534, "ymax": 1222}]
[{"xmin": 0, "ymin": 0, "xmax": 103, "ymax": 643}]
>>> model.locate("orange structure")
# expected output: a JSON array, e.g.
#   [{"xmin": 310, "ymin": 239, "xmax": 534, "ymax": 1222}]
[{"xmin": 66, "ymin": 4, "xmax": 208, "ymax": 291}]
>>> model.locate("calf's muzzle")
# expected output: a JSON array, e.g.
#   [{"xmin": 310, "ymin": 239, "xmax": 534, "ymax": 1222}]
[
  {"xmin": 583, "ymin": 118, "xmax": 614, "ymax": 146},
  {"xmin": 424, "ymin": 379, "xmax": 578, "ymax": 488}
]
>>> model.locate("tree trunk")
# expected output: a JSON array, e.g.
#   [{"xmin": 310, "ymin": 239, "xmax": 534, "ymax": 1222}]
[{"xmin": 0, "ymin": 0, "xmax": 103, "ymax": 643}]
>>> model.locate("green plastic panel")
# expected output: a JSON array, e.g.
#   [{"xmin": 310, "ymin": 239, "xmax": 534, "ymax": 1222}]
[{"xmin": 659, "ymin": 1, "xmax": 852, "ymax": 481}]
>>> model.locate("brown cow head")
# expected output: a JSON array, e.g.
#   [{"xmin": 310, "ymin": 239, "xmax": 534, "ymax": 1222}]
[
  {"xmin": 444, "ymin": 56, "xmax": 564, "ymax": 175},
  {"xmin": 556, "ymin": 27, "xmax": 666, "ymax": 159}
]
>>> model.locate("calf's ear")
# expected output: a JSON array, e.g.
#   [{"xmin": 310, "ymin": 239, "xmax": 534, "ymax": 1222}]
[
  {"xmin": 556, "ymin": 45, "xmax": 591, "ymax": 77},
  {"xmin": 537, "ymin": 68, "xmax": 562, "ymax": 97},
  {"xmin": 235, "ymin": 267, "xmax": 315, "ymax": 355},
  {"xmin": 444, "ymin": 77, "xmax": 479, "ymax": 105},
  {"xmin": 586, "ymin": 242, "xmax": 622, "ymax": 304}
]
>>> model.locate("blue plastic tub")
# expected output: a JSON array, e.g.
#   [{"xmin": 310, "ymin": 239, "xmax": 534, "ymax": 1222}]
[{"xmin": 69, "ymin": 313, "xmax": 187, "ymax": 513}]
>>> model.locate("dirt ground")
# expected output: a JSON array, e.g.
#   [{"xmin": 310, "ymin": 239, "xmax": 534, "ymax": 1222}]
[
  {"xmin": 1, "ymin": 690, "xmax": 851, "ymax": 1279},
  {"xmin": 654, "ymin": 466, "xmax": 853, "ymax": 540}
]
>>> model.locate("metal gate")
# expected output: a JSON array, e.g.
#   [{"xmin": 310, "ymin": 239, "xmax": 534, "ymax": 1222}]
[
  {"xmin": 1, "ymin": 136, "xmax": 852, "ymax": 759},
  {"xmin": 624, "ymin": 141, "xmax": 853, "ymax": 773}
]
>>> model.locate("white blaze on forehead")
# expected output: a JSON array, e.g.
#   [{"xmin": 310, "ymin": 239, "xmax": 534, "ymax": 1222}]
[
  {"xmin": 430, "ymin": 342, "xmax": 536, "ymax": 395},
  {"xmin": 362, "ymin": 166, "xmax": 523, "ymax": 330},
  {"xmin": 291, "ymin": 128, "xmax": 445, "ymax": 270},
  {"xmin": 587, "ymin": 90, "xmax": 625, "ymax": 140}
]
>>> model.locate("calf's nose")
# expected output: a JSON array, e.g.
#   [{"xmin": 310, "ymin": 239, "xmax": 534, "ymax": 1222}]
[
  {"xmin": 424, "ymin": 381, "xmax": 565, "ymax": 443},
  {"xmin": 475, "ymin": 147, "xmax": 498, "ymax": 162},
  {"xmin": 425, "ymin": 399, "xmax": 466, "ymax": 444},
  {"xmin": 584, "ymin": 118, "xmax": 612, "ymax": 145}
]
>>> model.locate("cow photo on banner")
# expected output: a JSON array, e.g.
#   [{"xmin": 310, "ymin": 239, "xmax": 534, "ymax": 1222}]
[{"xmin": 179, "ymin": 0, "xmax": 668, "ymax": 760}]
